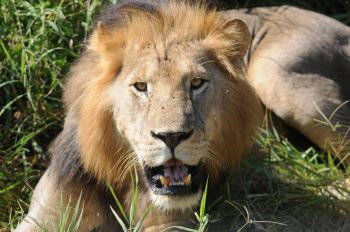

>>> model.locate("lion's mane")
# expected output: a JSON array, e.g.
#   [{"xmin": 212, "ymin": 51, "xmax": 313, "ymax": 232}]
[{"xmin": 51, "ymin": 0, "xmax": 262, "ymax": 188}]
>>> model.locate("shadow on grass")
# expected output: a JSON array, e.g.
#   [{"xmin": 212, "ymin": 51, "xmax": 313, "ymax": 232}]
[{"xmin": 206, "ymin": 154, "xmax": 350, "ymax": 232}]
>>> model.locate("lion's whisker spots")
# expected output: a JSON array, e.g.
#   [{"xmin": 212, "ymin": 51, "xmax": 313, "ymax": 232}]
[
  {"xmin": 189, "ymin": 145, "xmax": 204, "ymax": 149},
  {"xmin": 139, "ymin": 157, "xmax": 154, "ymax": 167},
  {"xmin": 133, "ymin": 143, "xmax": 159, "ymax": 149},
  {"xmin": 138, "ymin": 145, "xmax": 162, "ymax": 151}
]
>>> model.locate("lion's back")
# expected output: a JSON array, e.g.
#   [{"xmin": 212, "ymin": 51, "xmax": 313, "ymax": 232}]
[{"xmin": 225, "ymin": 5, "xmax": 350, "ymax": 156}]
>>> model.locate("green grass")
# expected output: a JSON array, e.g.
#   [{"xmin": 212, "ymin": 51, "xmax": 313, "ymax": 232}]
[
  {"xmin": 162, "ymin": 177, "xmax": 210, "ymax": 232},
  {"xmin": 0, "ymin": 0, "xmax": 115, "ymax": 228},
  {"xmin": 108, "ymin": 168, "xmax": 154, "ymax": 232},
  {"xmin": 1, "ymin": 0, "xmax": 350, "ymax": 231},
  {"xmin": 192, "ymin": 124, "xmax": 350, "ymax": 231},
  {"xmin": 31, "ymin": 192, "xmax": 83, "ymax": 232}
]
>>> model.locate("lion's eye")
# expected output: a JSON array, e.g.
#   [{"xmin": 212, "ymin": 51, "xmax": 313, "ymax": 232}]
[
  {"xmin": 190, "ymin": 78, "xmax": 207, "ymax": 90},
  {"xmin": 133, "ymin": 82, "xmax": 147, "ymax": 92}
]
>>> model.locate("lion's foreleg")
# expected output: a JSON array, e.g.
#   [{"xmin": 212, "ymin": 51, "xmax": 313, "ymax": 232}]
[
  {"xmin": 16, "ymin": 167, "xmax": 107, "ymax": 232},
  {"xmin": 16, "ymin": 168, "xmax": 62, "ymax": 232}
]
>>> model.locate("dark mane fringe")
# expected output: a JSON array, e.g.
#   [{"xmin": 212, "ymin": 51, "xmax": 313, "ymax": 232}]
[
  {"xmin": 96, "ymin": 0, "xmax": 216, "ymax": 29},
  {"xmin": 49, "ymin": 113, "xmax": 87, "ymax": 185},
  {"xmin": 97, "ymin": 0, "xmax": 165, "ymax": 29}
]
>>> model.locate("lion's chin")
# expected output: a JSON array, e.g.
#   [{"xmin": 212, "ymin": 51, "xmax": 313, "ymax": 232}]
[
  {"xmin": 149, "ymin": 190, "xmax": 202, "ymax": 212},
  {"xmin": 144, "ymin": 159, "xmax": 203, "ymax": 196}
]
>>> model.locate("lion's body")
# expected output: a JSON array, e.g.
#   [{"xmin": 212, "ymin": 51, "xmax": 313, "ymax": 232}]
[
  {"xmin": 17, "ymin": 2, "xmax": 350, "ymax": 232},
  {"xmin": 224, "ymin": 6, "xmax": 350, "ymax": 156}
]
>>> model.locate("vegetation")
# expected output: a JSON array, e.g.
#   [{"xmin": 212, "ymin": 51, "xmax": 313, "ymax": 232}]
[
  {"xmin": 0, "ymin": 0, "xmax": 349, "ymax": 231},
  {"xmin": 108, "ymin": 169, "xmax": 153, "ymax": 232}
]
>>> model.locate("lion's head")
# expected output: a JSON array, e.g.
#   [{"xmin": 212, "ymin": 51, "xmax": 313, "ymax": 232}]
[{"xmin": 64, "ymin": 1, "xmax": 262, "ymax": 211}]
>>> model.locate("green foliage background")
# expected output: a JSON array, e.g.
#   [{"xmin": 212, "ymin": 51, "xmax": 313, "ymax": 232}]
[{"xmin": 0, "ymin": 0, "xmax": 349, "ymax": 230}]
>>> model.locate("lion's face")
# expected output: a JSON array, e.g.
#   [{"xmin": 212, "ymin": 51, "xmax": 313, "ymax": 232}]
[
  {"xmin": 111, "ymin": 45, "xmax": 212, "ymax": 168},
  {"xmin": 110, "ymin": 44, "xmax": 222, "ymax": 209},
  {"xmin": 107, "ymin": 42, "xmax": 257, "ymax": 210},
  {"xmin": 72, "ymin": 2, "xmax": 263, "ymax": 212}
]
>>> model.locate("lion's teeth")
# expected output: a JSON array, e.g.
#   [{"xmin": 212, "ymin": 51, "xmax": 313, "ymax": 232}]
[
  {"xmin": 160, "ymin": 175, "xmax": 170, "ymax": 187},
  {"xmin": 160, "ymin": 174, "xmax": 191, "ymax": 187},
  {"xmin": 170, "ymin": 182, "xmax": 184, "ymax": 186},
  {"xmin": 183, "ymin": 174, "xmax": 191, "ymax": 186}
]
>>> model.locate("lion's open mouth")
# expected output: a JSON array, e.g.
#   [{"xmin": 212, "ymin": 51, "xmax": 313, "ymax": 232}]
[{"xmin": 145, "ymin": 159, "xmax": 201, "ymax": 195}]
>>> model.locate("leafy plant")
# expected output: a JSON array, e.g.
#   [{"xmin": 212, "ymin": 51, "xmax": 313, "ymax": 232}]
[
  {"xmin": 108, "ymin": 168, "xmax": 153, "ymax": 232},
  {"xmin": 0, "ymin": 0, "xmax": 115, "ymax": 226},
  {"xmin": 31, "ymin": 192, "xmax": 83, "ymax": 232},
  {"xmin": 162, "ymin": 177, "xmax": 210, "ymax": 232}
]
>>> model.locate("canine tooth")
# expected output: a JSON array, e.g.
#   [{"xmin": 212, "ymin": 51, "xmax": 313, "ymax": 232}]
[
  {"xmin": 160, "ymin": 176, "xmax": 170, "ymax": 187},
  {"xmin": 183, "ymin": 174, "xmax": 191, "ymax": 186}
]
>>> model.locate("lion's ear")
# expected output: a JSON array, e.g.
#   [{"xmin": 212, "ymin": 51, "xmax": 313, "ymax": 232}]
[
  {"xmin": 219, "ymin": 19, "xmax": 251, "ymax": 58},
  {"xmin": 204, "ymin": 19, "xmax": 251, "ymax": 76},
  {"xmin": 89, "ymin": 22, "xmax": 125, "ymax": 65}
]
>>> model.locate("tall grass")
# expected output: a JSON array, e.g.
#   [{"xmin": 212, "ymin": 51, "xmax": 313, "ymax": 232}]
[
  {"xmin": 0, "ymin": 0, "xmax": 114, "ymax": 227},
  {"xmin": 200, "ymin": 125, "xmax": 350, "ymax": 231},
  {"xmin": 108, "ymin": 168, "xmax": 154, "ymax": 232},
  {"xmin": 162, "ymin": 177, "xmax": 210, "ymax": 232},
  {"xmin": 31, "ymin": 193, "xmax": 83, "ymax": 232}
]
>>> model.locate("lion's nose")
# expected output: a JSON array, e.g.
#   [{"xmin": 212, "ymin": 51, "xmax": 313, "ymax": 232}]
[{"xmin": 151, "ymin": 130, "xmax": 193, "ymax": 153}]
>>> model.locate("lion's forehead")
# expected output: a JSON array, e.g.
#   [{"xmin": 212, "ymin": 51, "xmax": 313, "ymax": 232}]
[{"xmin": 126, "ymin": 43, "xmax": 208, "ymax": 82}]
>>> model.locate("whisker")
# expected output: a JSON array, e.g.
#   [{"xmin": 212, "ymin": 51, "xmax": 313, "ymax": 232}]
[
  {"xmin": 113, "ymin": 151, "xmax": 136, "ymax": 174},
  {"xmin": 196, "ymin": 56, "xmax": 206, "ymax": 62},
  {"xmin": 206, "ymin": 148, "xmax": 221, "ymax": 167},
  {"xmin": 110, "ymin": 149, "xmax": 133, "ymax": 173},
  {"xmin": 115, "ymin": 155, "xmax": 139, "ymax": 183},
  {"xmin": 199, "ymin": 60, "xmax": 215, "ymax": 66}
]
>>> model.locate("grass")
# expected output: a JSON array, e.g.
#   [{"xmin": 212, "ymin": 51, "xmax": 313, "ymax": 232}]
[
  {"xmin": 0, "ymin": 0, "xmax": 115, "ymax": 228},
  {"xmin": 199, "ymin": 124, "xmax": 350, "ymax": 232},
  {"xmin": 31, "ymin": 192, "xmax": 83, "ymax": 232},
  {"xmin": 0, "ymin": 0, "xmax": 349, "ymax": 231},
  {"xmin": 108, "ymin": 168, "xmax": 154, "ymax": 232},
  {"xmin": 162, "ymin": 177, "xmax": 210, "ymax": 232}
]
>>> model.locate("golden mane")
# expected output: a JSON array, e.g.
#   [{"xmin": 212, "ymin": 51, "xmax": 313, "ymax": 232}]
[{"xmin": 62, "ymin": 0, "xmax": 260, "ymax": 185}]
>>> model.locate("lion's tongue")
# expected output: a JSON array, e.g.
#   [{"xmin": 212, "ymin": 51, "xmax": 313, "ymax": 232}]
[{"xmin": 163, "ymin": 165, "xmax": 188, "ymax": 183}]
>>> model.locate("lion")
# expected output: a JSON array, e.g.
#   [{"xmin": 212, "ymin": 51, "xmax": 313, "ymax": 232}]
[{"xmin": 16, "ymin": 1, "xmax": 350, "ymax": 231}]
